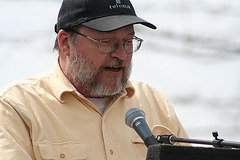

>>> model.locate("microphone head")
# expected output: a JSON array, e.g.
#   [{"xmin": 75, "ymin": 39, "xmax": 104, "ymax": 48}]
[{"xmin": 125, "ymin": 108, "xmax": 146, "ymax": 128}]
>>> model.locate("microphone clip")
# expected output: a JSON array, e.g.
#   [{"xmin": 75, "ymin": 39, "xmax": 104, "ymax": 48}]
[{"xmin": 157, "ymin": 134, "xmax": 176, "ymax": 145}]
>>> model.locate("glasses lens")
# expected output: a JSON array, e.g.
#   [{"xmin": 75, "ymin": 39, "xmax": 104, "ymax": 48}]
[
  {"xmin": 98, "ymin": 37, "xmax": 143, "ymax": 54},
  {"xmin": 125, "ymin": 38, "xmax": 142, "ymax": 53},
  {"xmin": 98, "ymin": 39, "xmax": 116, "ymax": 54}
]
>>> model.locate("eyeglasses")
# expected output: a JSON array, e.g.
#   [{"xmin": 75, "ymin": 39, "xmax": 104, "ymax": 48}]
[{"xmin": 68, "ymin": 29, "xmax": 143, "ymax": 54}]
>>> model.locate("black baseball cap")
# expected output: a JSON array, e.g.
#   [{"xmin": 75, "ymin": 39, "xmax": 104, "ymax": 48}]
[{"xmin": 55, "ymin": 0, "xmax": 157, "ymax": 33}]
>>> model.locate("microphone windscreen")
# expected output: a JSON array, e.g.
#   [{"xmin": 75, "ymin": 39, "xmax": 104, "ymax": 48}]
[{"xmin": 125, "ymin": 108, "xmax": 146, "ymax": 128}]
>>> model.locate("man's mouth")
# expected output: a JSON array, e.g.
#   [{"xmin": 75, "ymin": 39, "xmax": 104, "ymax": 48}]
[{"xmin": 105, "ymin": 67, "xmax": 123, "ymax": 72}]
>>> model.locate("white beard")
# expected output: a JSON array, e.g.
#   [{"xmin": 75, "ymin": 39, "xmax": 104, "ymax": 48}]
[{"xmin": 68, "ymin": 52, "xmax": 132, "ymax": 97}]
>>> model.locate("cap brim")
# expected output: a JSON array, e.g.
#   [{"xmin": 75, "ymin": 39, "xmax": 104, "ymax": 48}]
[{"xmin": 81, "ymin": 15, "xmax": 157, "ymax": 32}]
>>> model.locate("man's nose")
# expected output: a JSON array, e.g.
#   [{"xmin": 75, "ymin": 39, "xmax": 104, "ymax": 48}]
[{"xmin": 110, "ymin": 43, "xmax": 128, "ymax": 60}]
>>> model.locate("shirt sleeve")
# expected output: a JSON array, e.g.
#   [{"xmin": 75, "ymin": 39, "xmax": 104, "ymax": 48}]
[{"xmin": 0, "ymin": 98, "xmax": 35, "ymax": 160}]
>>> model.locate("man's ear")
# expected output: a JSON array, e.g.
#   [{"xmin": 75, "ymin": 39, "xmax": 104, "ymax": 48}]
[{"xmin": 58, "ymin": 30, "xmax": 71, "ymax": 56}]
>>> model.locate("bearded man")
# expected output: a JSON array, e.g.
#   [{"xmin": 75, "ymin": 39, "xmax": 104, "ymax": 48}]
[{"xmin": 0, "ymin": 0, "xmax": 189, "ymax": 159}]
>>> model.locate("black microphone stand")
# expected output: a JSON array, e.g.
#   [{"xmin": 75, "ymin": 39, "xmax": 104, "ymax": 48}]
[{"xmin": 157, "ymin": 131, "xmax": 240, "ymax": 149}]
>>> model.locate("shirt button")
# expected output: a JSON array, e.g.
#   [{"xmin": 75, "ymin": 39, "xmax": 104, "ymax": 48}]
[
  {"xmin": 60, "ymin": 153, "xmax": 65, "ymax": 159},
  {"xmin": 110, "ymin": 149, "xmax": 114, "ymax": 155}
]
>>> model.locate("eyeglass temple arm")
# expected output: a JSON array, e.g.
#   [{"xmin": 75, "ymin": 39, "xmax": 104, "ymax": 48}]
[{"xmin": 67, "ymin": 29, "xmax": 100, "ymax": 43}]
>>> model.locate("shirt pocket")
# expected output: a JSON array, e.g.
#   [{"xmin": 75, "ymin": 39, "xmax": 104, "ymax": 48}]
[
  {"xmin": 130, "ymin": 125, "xmax": 174, "ymax": 159},
  {"xmin": 131, "ymin": 137, "xmax": 147, "ymax": 160},
  {"xmin": 38, "ymin": 141, "xmax": 87, "ymax": 160}
]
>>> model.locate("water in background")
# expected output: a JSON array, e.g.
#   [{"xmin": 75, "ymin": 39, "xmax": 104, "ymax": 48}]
[
  {"xmin": 0, "ymin": 0, "xmax": 240, "ymax": 144},
  {"xmin": 131, "ymin": 0, "xmax": 240, "ymax": 142}
]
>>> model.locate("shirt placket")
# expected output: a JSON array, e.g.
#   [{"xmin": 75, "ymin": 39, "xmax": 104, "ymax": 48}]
[
  {"xmin": 101, "ymin": 119, "xmax": 119, "ymax": 160},
  {"xmin": 101, "ymin": 96, "xmax": 124, "ymax": 160}
]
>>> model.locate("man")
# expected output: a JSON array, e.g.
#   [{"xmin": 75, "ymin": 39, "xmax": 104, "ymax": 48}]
[{"xmin": 0, "ymin": 0, "xmax": 189, "ymax": 159}]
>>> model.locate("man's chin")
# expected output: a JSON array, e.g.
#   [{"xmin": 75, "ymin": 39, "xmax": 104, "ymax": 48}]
[{"xmin": 88, "ymin": 82, "xmax": 124, "ymax": 97}]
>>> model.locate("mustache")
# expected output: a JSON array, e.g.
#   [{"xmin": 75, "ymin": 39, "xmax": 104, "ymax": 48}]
[{"xmin": 101, "ymin": 59, "xmax": 128, "ymax": 68}]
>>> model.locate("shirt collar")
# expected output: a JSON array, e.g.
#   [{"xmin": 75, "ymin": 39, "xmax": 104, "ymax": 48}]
[
  {"xmin": 121, "ymin": 81, "xmax": 135, "ymax": 99},
  {"xmin": 49, "ymin": 58, "xmax": 79, "ymax": 103},
  {"xmin": 49, "ymin": 57, "xmax": 135, "ymax": 103}
]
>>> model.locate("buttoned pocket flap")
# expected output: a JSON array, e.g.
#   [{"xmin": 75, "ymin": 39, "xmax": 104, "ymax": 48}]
[
  {"xmin": 131, "ymin": 137, "xmax": 144, "ymax": 144},
  {"xmin": 38, "ymin": 141, "xmax": 87, "ymax": 160},
  {"xmin": 131, "ymin": 136, "xmax": 147, "ymax": 159}
]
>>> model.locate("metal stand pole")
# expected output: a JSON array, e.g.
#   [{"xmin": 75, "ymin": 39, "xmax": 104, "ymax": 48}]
[{"xmin": 157, "ymin": 131, "xmax": 240, "ymax": 148}]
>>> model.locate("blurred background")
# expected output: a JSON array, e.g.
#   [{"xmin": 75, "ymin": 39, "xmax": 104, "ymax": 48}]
[{"xmin": 0, "ymin": 0, "xmax": 240, "ymax": 145}]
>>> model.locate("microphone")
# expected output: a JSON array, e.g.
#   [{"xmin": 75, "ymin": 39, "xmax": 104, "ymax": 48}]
[{"xmin": 125, "ymin": 108, "xmax": 159, "ymax": 147}]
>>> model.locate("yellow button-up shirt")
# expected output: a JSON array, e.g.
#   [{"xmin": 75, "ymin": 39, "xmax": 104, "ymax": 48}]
[{"xmin": 0, "ymin": 59, "xmax": 188, "ymax": 160}]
